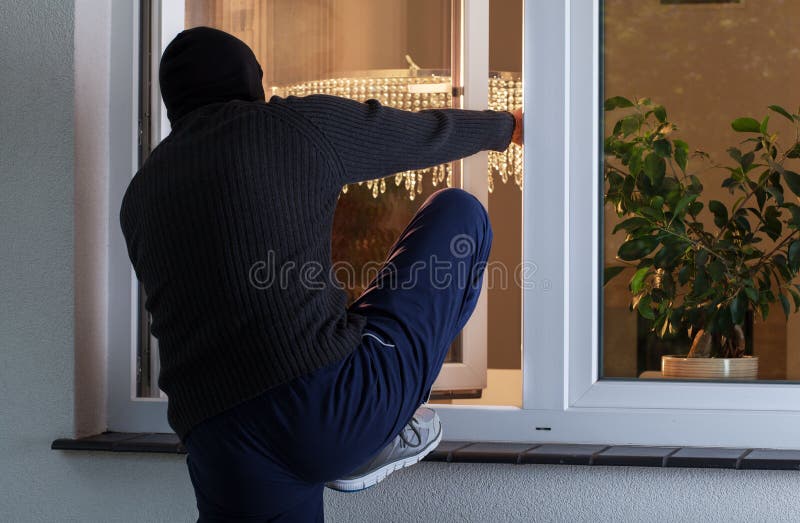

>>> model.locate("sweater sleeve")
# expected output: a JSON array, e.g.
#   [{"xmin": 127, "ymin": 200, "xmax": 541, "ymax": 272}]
[{"xmin": 275, "ymin": 94, "xmax": 515, "ymax": 185}]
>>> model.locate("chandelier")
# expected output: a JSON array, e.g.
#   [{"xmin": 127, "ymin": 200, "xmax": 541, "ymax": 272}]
[{"xmin": 273, "ymin": 69, "xmax": 523, "ymax": 200}]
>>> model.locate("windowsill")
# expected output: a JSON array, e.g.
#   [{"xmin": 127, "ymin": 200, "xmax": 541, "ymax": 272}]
[{"xmin": 52, "ymin": 433, "xmax": 800, "ymax": 470}]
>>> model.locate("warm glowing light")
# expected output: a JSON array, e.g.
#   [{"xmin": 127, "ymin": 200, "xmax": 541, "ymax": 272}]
[{"xmin": 274, "ymin": 71, "xmax": 523, "ymax": 199}]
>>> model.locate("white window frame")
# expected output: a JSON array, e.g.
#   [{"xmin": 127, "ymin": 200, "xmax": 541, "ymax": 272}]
[
  {"xmin": 105, "ymin": 0, "xmax": 800, "ymax": 449},
  {"xmin": 107, "ymin": 0, "xmax": 170, "ymax": 432}
]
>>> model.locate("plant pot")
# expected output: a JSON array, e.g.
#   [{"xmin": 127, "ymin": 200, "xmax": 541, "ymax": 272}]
[{"xmin": 661, "ymin": 355, "xmax": 759, "ymax": 380}]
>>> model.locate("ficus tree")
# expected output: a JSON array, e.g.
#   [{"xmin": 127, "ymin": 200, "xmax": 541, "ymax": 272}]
[{"xmin": 604, "ymin": 97, "xmax": 800, "ymax": 358}]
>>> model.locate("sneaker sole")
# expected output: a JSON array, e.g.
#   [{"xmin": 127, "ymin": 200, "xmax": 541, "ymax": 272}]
[{"xmin": 325, "ymin": 425, "xmax": 443, "ymax": 493}]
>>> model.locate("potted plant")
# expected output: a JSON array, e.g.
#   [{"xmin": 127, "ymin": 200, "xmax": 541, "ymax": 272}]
[{"xmin": 603, "ymin": 96, "xmax": 800, "ymax": 379}]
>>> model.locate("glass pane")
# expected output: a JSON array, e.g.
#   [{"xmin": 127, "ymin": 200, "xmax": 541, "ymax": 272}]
[{"xmin": 602, "ymin": 0, "xmax": 800, "ymax": 381}]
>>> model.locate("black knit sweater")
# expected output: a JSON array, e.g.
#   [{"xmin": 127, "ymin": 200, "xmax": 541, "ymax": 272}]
[{"xmin": 120, "ymin": 94, "xmax": 514, "ymax": 440}]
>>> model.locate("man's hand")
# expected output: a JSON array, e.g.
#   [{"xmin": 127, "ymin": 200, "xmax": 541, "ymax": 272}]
[{"xmin": 510, "ymin": 108, "xmax": 523, "ymax": 146}]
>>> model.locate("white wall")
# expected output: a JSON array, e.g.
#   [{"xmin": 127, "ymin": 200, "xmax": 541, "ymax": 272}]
[
  {"xmin": 2, "ymin": 0, "xmax": 800, "ymax": 521},
  {"xmin": 326, "ymin": 464, "xmax": 800, "ymax": 522}
]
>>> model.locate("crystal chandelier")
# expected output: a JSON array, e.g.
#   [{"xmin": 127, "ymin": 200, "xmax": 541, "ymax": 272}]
[{"xmin": 273, "ymin": 70, "xmax": 523, "ymax": 200}]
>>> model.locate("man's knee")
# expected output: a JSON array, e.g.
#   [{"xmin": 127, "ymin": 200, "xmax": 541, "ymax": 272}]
[
  {"xmin": 425, "ymin": 188, "xmax": 492, "ymax": 261},
  {"xmin": 427, "ymin": 187, "xmax": 489, "ymax": 225}
]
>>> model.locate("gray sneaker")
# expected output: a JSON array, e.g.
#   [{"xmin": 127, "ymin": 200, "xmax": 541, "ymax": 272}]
[{"xmin": 325, "ymin": 407, "xmax": 442, "ymax": 492}]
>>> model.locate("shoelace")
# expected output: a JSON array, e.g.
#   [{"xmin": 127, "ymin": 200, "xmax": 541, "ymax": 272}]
[{"xmin": 398, "ymin": 415, "xmax": 423, "ymax": 448}]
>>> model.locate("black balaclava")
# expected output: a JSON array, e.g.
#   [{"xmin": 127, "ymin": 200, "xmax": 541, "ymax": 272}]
[{"xmin": 159, "ymin": 26, "xmax": 266, "ymax": 126}]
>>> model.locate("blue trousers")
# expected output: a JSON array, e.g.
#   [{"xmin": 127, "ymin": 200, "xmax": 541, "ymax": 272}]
[{"xmin": 183, "ymin": 188, "xmax": 493, "ymax": 521}]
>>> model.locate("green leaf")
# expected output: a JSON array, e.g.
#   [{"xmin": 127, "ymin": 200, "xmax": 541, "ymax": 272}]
[
  {"xmin": 760, "ymin": 115, "xmax": 770, "ymax": 135},
  {"xmin": 629, "ymin": 147, "xmax": 643, "ymax": 176},
  {"xmin": 789, "ymin": 240, "xmax": 800, "ymax": 271},
  {"xmin": 762, "ymin": 206, "xmax": 783, "ymax": 241},
  {"xmin": 731, "ymin": 117, "xmax": 761, "ymax": 133},
  {"xmin": 782, "ymin": 170, "xmax": 800, "ymax": 197},
  {"xmin": 695, "ymin": 249, "xmax": 709, "ymax": 267},
  {"xmin": 604, "ymin": 266, "xmax": 625, "ymax": 285},
  {"xmin": 674, "ymin": 139, "xmax": 689, "ymax": 172},
  {"xmin": 735, "ymin": 214, "xmax": 752, "ymax": 233},
  {"xmin": 708, "ymin": 200, "xmax": 729, "ymax": 228},
  {"xmin": 758, "ymin": 300, "xmax": 769, "ymax": 321},
  {"xmin": 673, "ymin": 193, "xmax": 699, "ymax": 217},
  {"xmin": 637, "ymin": 295, "xmax": 656, "ymax": 320},
  {"xmin": 744, "ymin": 286, "xmax": 759, "ymax": 302},
  {"xmin": 621, "ymin": 175, "xmax": 636, "ymax": 202},
  {"xmin": 660, "ymin": 270, "xmax": 676, "ymax": 297},
  {"xmin": 639, "ymin": 206, "xmax": 663, "ymax": 221},
  {"xmin": 694, "ymin": 266, "xmax": 709, "ymax": 295},
  {"xmin": 741, "ymin": 245, "xmax": 760, "ymax": 259},
  {"xmin": 728, "ymin": 147, "xmax": 743, "ymax": 163},
  {"xmin": 787, "ymin": 143, "xmax": 800, "ymax": 159},
  {"xmin": 650, "ymin": 195, "xmax": 665, "ymax": 209},
  {"xmin": 630, "ymin": 267, "xmax": 650, "ymax": 294},
  {"xmin": 612, "ymin": 217, "xmax": 650, "ymax": 234},
  {"xmin": 780, "ymin": 293, "xmax": 791, "ymax": 318},
  {"xmin": 708, "ymin": 259, "xmax": 726, "ymax": 282},
  {"xmin": 783, "ymin": 203, "xmax": 800, "ymax": 228},
  {"xmin": 768, "ymin": 105, "xmax": 794, "ymax": 122},
  {"xmin": 604, "ymin": 96, "xmax": 634, "ymax": 111},
  {"xmin": 663, "ymin": 178, "xmax": 681, "ymax": 203},
  {"xmin": 789, "ymin": 288, "xmax": 800, "ymax": 312},
  {"xmin": 768, "ymin": 160, "xmax": 784, "ymax": 176},
  {"xmin": 643, "ymin": 153, "xmax": 666, "ymax": 187},
  {"xmin": 688, "ymin": 201, "xmax": 704, "ymax": 218},
  {"xmin": 765, "ymin": 185, "xmax": 784, "ymax": 206},
  {"xmin": 653, "ymin": 246, "xmax": 673, "ymax": 269},
  {"xmin": 741, "ymin": 151, "xmax": 755, "ymax": 172},
  {"xmin": 756, "ymin": 184, "xmax": 768, "ymax": 210},
  {"xmin": 618, "ymin": 237, "xmax": 659, "ymax": 261},
  {"xmin": 730, "ymin": 293, "xmax": 746, "ymax": 325},
  {"xmin": 653, "ymin": 105, "xmax": 667, "ymax": 123},
  {"xmin": 678, "ymin": 264, "xmax": 691, "ymax": 285},
  {"xmin": 653, "ymin": 139, "xmax": 672, "ymax": 158},
  {"xmin": 619, "ymin": 114, "xmax": 643, "ymax": 137},
  {"xmin": 688, "ymin": 174, "xmax": 703, "ymax": 192}
]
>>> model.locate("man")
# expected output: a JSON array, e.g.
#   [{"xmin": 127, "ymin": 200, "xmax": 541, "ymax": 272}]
[{"xmin": 120, "ymin": 27, "xmax": 522, "ymax": 521}]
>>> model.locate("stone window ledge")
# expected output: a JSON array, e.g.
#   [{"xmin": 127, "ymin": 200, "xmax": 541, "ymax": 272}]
[{"xmin": 52, "ymin": 433, "xmax": 800, "ymax": 470}]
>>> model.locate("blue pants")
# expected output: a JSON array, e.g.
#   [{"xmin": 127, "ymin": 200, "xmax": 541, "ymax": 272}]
[{"xmin": 183, "ymin": 188, "xmax": 493, "ymax": 521}]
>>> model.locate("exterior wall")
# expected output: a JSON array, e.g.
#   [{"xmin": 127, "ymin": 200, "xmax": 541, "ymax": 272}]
[{"xmin": 325, "ymin": 463, "xmax": 800, "ymax": 523}]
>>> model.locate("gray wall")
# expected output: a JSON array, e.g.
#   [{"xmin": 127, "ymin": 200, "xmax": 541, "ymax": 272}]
[{"xmin": 1, "ymin": 0, "xmax": 800, "ymax": 521}]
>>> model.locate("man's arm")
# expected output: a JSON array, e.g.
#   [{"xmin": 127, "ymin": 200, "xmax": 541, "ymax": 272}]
[{"xmin": 276, "ymin": 94, "xmax": 518, "ymax": 185}]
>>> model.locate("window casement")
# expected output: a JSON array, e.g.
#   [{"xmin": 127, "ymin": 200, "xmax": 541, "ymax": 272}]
[{"xmin": 144, "ymin": 0, "xmax": 505, "ymax": 402}]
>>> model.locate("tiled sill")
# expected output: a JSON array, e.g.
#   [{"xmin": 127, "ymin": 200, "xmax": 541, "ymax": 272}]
[{"xmin": 52, "ymin": 433, "xmax": 800, "ymax": 470}]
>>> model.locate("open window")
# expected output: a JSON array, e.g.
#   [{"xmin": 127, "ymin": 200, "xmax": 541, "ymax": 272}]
[
  {"xmin": 136, "ymin": 0, "xmax": 525, "ymax": 405},
  {"xmin": 106, "ymin": 0, "xmax": 800, "ymax": 448}
]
